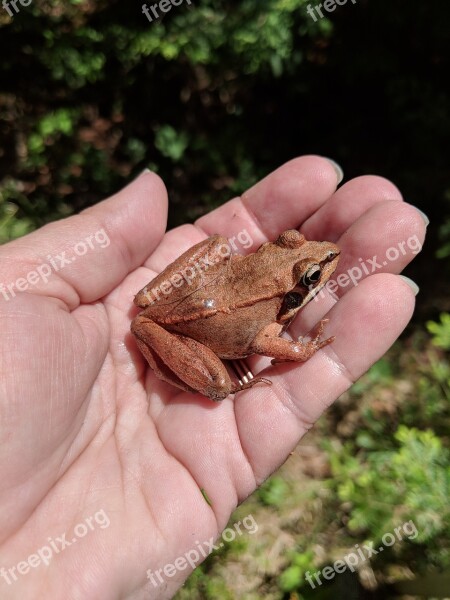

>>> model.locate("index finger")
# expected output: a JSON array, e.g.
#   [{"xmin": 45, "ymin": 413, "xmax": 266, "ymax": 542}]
[{"xmin": 196, "ymin": 156, "xmax": 342, "ymax": 245}]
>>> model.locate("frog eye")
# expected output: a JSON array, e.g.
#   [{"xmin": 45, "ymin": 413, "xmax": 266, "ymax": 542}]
[{"xmin": 302, "ymin": 264, "xmax": 321, "ymax": 287}]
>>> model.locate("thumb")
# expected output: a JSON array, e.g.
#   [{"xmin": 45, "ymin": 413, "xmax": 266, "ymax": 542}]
[{"xmin": 0, "ymin": 170, "xmax": 168, "ymax": 309}]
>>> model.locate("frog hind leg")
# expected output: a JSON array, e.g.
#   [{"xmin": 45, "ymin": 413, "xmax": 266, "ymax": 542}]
[
  {"xmin": 133, "ymin": 336, "xmax": 198, "ymax": 396},
  {"xmin": 132, "ymin": 315, "xmax": 236, "ymax": 401}
]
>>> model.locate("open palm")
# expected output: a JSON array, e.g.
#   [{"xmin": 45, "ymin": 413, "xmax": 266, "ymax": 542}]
[{"xmin": 0, "ymin": 156, "xmax": 425, "ymax": 599}]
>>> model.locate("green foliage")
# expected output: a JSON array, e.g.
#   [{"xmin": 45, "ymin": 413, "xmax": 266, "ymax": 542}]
[
  {"xmin": 436, "ymin": 217, "xmax": 450, "ymax": 259},
  {"xmin": 418, "ymin": 315, "xmax": 450, "ymax": 421},
  {"xmin": 26, "ymin": 109, "xmax": 79, "ymax": 169},
  {"xmin": 310, "ymin": 317, "xmax": 450, "ymax": 585},
  {"xmin": 40, "ymin": 26, "xmax": 106, "ymax": 88},
  {"xmin": 154, "ymin": 125, "xmax": 189, "ymax": 161},
  {"xmin": 4, "ymin": 0, "xmax": 447, "ymax": 236},
  {"xmin": 279, "ymin": 550, "xmax": 315, "ymax": 592},
  {"xmin": 331, "ymin": 427, "xmax": 450, "ymax": 548},
  {"xmin": 257, "ymin": 476, "xmax": 289, "ymax": 507},
  {"xmin": 1, "ymin": 0, "xmax": 337, "ymax": 231},
  {"xmin": 173, "ymin": 514, "xmax": 248, "ymax": 600},
  {"xmin": 436, "ymin": 190, "xmax": 450, "ymax": 259},
  {"xmin": 427, "ymin": 313, "xmax": 450, "ymax": 350},
  {"xmin": 0, "ymin": 182, "xmax": 34, "ymax": 243},
  {"xmin": 349, "ymin": 357, "xmax": 394, "ymax": 396}
]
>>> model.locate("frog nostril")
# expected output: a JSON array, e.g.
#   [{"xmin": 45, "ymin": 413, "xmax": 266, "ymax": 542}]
[{"xmin": 327, "ymin": 250, "xmax": 339, "ymax": 261}]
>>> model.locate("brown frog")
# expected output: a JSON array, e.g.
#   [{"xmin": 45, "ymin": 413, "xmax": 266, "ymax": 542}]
[{"xmin": 131, "ymin": 230, "xmax": 340, "ymax": 401}]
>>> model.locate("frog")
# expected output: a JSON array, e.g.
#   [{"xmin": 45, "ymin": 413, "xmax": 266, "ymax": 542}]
[{"xmin": 131, "ymin": 229, "xmax": 340, "ymax": 401}]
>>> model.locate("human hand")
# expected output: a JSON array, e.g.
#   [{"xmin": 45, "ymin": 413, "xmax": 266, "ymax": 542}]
[{"xmin": 0, "ymin": 156, "xmax": 426, "ymax": 599}]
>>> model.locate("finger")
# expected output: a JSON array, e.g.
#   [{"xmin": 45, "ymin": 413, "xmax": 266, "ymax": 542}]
[
  {"xmin": 138, "ymin": 156, "xmax": 342, "ymax": 276},
  {"xmin": 235, "ymin": 273, "xmax": 417, "ymax": 481},
  {"xmin": 283, "ymin": 198, "xmax": 425, "ymax": 344},
  {"xmin": 196, "ymin": 156, "xmax": 342, "ymax": 245},
  {"xmin": 0, "ymin": 171, "xmax": 168, "ymax": 309},
  {"xmin": 333, "ymin": 200, "xmax": 425, "ymax": 292},
  {"xmin": 302, "ymin": 175, "xmax": 405, "ymax": 242},
  {"xmin": 142, "ymin": 224, "xmax": 205, "ymax": 274},
  {"xmin": 247, "ymin": 197, "xmax": 425, "ymax": 376}
]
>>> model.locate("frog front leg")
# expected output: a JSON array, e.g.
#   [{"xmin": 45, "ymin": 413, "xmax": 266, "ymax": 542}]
[
  {"xmin": 131, "ymin": 314, "xmax": 267, "ymax": 401},
  {"xmin": 249, "ymin": 319, "xmax": 334, "ymax": 364}
]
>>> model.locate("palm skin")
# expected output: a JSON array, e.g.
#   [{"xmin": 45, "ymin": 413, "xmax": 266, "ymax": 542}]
[{"xmin": 0, "ymin": 156, "xmax": 425, "ymax": 599}]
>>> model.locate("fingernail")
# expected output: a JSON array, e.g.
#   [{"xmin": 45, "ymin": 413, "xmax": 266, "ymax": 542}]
[
  {"xmin": 140, "ymin": 168, "xmax": 151, "ymax": 176},
  {"xmin": 414, "ymin": 207, "xmax": 429, "ymax": 227},
  {"xmin": 322, "ymin": 157, "xmax": 344, "ymax": 184},
  {"xmin": 399, "ymin": 275, "xmax": 419, "ymax": 296}
]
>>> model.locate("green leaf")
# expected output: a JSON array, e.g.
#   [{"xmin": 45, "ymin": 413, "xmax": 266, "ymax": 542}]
[
  {"xmin": 427, "ymin": 313, "xmax": 450, "ymax": 350},
  {"xmin": 154, "ymin": 125, "xmax": 189, "ymax": 161}
]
